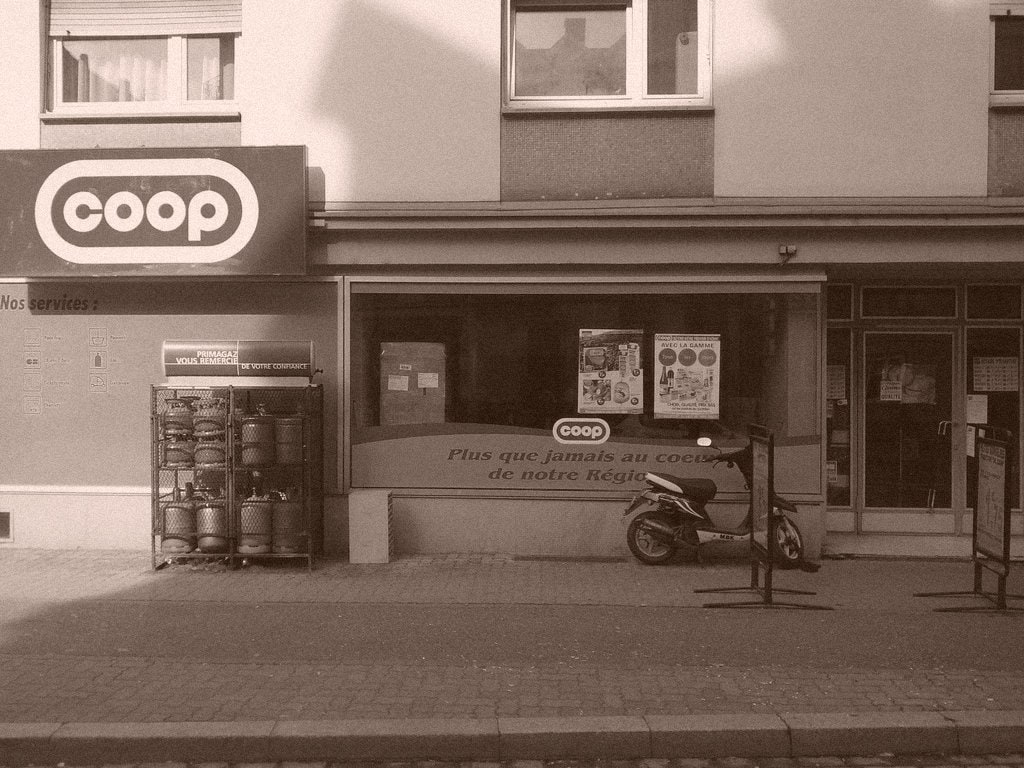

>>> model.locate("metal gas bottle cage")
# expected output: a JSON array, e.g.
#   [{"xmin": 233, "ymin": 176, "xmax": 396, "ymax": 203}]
[
  {"xmin": 150, "ymin": 384, "xmax": 324, "ymax": 572},
  {"xmin": 916, "ymin": 425, "xmax": 1024, "ymax": 613},
  {"xmin": 696, "ymin": 424, "xmax": 832, "ymax": 610}
]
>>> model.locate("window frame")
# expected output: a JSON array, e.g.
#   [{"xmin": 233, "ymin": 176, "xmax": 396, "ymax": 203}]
[
  {"xmin": 504, "ymin": 0, "xmax": 713, "ymax": 112},
  {"xmin": 48, "ymin": 34, "xmax": 238, "ymax": 116},
  {"xmin": 991, "ymin": 4, "xmax": 1024, "ymax": 106}
]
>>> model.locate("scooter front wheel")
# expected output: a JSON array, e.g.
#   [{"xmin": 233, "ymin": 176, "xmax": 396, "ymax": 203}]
[
  {"xmin": 772, "ymin": 515, "xmax": 804, "ymax": 569},
  {"xmin": 626, "ymin": 510, "xmax": 677, "ymax": 565}
]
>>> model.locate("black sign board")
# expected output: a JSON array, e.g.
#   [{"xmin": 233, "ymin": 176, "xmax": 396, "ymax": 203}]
[
  {"xmin": 0, "ymin": 146, "xmax": 306, "ymax": 276},
  {"xmin": 916, "ymin": 426, "xmax": 1023, "ymax": 612},
  {"xmin": 163, "ymin": 340, "xmax": 314, "ymax": 379},
  {"xmin": 750, "ymin": 427, "xmax": 773, "ymax": 562},
  {"xmin": 976, "ymin": 435, "xmax": 1010, "ymax": 570},
  {"xmin": 698, "ymin": 424, "xmax": 830, "ymax": 610}
]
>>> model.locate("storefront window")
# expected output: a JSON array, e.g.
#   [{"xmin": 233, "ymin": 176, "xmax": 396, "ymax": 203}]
[
  {"xmin": 966, "ymin": 327, "xmax": 1021, "ymax": 510},
  {"xmin": 864, "ymin": 332, "xmax": 953, "ymax": 509},
  {"xmin": 350, "ymin": 289, "xmax": 820, "ymax": 493},
  {"xmin": 826, "ymin": 328, "xmax": 851, "ymax": 506}
]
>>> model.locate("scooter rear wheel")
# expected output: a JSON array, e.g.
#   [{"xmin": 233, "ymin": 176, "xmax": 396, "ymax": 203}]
[
  {"xmin": 626, "ymin": 510, "xmax": 677, "ymax": 565},
  {"xmin": 771, "ymin": 515, "xmax": 804, "ymax": 569}
]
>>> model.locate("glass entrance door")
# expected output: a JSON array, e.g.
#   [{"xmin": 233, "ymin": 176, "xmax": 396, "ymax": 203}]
[{"xmin": 863, "ymin": 332, "xmax": 954, "ymax": 510}]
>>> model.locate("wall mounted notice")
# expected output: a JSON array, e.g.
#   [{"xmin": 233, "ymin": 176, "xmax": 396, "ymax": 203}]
[
  {"xmin": 577, "ymin": 329, "xmax": 643, "ymax": 415},
  {"xmin": 967, "ymin": 393, "xmax": 988, "ymax": 425},
  {"xmin": 163, "ymin": 340, "xmax": 314, "ymax": 377},
  {"xmin": 973, "ymin": 357, "xmax": 1019, "ymax": 392},
  {"xmin": 654, "ymin": 334, "xmax": 720, "ymax": 419},
  {"xmin": 827, "ymin": 365, "xmax": 847, "ymax": 400}
]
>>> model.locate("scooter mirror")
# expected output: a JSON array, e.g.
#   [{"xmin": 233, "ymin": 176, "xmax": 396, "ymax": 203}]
[{"xmin": 696, "ymin": 437, "xmax": 713, "ymax": 447}]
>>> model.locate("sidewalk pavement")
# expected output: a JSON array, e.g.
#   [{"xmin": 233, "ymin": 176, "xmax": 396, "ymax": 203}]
[{"xmin": 2, "ymin": 547, "xmax": 1024, "ymax": 764}]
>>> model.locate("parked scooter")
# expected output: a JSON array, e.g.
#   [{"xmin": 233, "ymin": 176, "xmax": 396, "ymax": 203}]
[{"xmin": 622, "ymin": 439, "xmax": 816, "ymax": 570}]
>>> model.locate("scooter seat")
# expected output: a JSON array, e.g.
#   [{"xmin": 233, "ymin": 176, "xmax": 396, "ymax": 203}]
[{"xmin": 645, "ymin": 472, "xmax": 717, "ymax": 502}]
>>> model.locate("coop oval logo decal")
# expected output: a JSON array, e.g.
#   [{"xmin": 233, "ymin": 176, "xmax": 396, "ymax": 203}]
[
  {"xmin": 34, "ymin": 158, "xmax": 259, "ymax": 264},
  {"xmin": 553, "ymin": 418, "xmax": 610, "ymax": 445}
]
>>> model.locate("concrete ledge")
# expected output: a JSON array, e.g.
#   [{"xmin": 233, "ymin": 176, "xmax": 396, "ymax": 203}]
[
  {"xmin": 498, "ymin": 715, "xmax": 649, "ymax": 759},
  {"xmin": 0, "ymin": 722, "xmax": 62, "ymax": 766},
  {"xmin": 49, "ymin": 721, "xmax": 275, "ymax": 764},
  {"xmin": 946, "ymin": 710, "xmax": 1024, "ymax": 754},
  {"xmin": 270, "ymin": 717, "xmax": 499, "ymax": 761},
  {"xmin": 784, "ymin": 711, "xmax": 958, "ymax": 757},
  {"xmin": 648, "ymin": 714, "xmax": 790, "ymax": 757},
  {"xmin": 4, "ymin": 711, "xmax": 1024, "ymax": 764}
]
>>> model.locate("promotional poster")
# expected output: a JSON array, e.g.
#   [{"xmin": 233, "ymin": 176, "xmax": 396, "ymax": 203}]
[
  {"xmin": 653, "ymin": 333, "xmax": 721, "ymax": 419},
  {"xmin": 577, "ymin": 329, "xmax": 643, "ymax": 415}
]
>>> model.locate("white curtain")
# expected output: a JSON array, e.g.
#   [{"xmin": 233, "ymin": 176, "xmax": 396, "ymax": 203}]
[{"xmin": 65, "ymin": 40, "xmax": 166, "ymax": 102}]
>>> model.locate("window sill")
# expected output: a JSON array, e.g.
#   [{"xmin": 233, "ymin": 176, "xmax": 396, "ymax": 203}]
[
  {"xmin": 990, "ymin": 94, "xmax": 1024, "ymax": 109},
  {"xmin": 41, "ymin": 108, "xmax": 241, "ymax": 123},
  {"xmin": 502, "ymin": 102, "xmax": 714, "ymax": 116}
]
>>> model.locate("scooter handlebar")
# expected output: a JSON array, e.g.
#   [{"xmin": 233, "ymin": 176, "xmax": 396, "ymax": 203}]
[{"xmin": 713, "ymin": 445, "xmax": 753, "ymax": 482}]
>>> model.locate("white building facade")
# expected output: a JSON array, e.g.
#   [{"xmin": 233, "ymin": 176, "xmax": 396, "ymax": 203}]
[{"xmin": 1, "ymin": 0, "xmax": 1023, "ymax": 559}]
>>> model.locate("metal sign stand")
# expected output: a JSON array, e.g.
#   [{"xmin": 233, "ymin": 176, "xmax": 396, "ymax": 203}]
[
  {"xmin": 698, "ymin": 425, "xmax": 832, "ymax": 610},
  {"xmin": 916, "ymin": 426, "xmax": 1024, "ymax": 613}
]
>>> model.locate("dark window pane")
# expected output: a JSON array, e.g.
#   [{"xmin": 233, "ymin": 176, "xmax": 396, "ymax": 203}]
[
  {"xmin": 826, "ymin": 327, "xmax": 851, "ymax": 506},
  {"xmin": 967, "ymin": 285, "xmax": 1021, "ymax": 319},
  {"xmin": 862, "ymin": 286, "xmax": 956, "ymax": 318},
  {"xmin": 995, "ymin": 17, "xmax": 1024, "ymax": 91},
  {"xmin": 967, "ymin": 328, "xmax": 1020, "ymax": 509},
  {"xmin": 827, "ymin": 284, "xmax": 853, "ymax": 320}
]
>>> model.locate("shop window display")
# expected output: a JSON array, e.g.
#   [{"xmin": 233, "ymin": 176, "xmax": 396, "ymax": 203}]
[
  {"xmin": 350, "ymin": 290, "xmax": 820, "ymax": 494},
  {"xmin": 966, "ymin": 327, "xmax": 1021, "ymax": 510},
  {"xmin": 864, "ymin": 332, "xmax": 953, "ymax": 509},
  {"xmin": 826, "ymin": 327, "xmax": 851, "ymax": 506}
]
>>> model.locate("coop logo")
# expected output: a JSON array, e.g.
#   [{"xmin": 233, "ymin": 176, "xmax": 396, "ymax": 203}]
[
  {"xmin": 553, "ymin": 417, "xmax": 610, "ymax": 445},
  {"xmin": 34, "ymin": 158, "xmax": 259, "ymax": 264}
]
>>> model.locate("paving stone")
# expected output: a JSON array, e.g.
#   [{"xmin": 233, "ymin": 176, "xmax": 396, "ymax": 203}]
[{"xmin": 2, "ymin": 551, "xmax": 1024, "ymax": 766}]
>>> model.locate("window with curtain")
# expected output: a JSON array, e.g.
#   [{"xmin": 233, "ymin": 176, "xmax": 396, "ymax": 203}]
[
  {"xmin": 507, "ymin": 0, "xmax": 712, "ymax": 110},
  {"xmin": 48, "ymin": 0, "xmax": 239, "ymax": 111}
]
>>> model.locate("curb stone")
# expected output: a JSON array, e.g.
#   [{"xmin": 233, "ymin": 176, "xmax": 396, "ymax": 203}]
[
  {"xmin": 497, "ymin": 716, "xmax": 648, "ymax": 760},
  {"xmin": 647, "ymin": 714, "xmax": 790, "ymax": 758},
  {"xmin": 781, "ymin": 712, "xmax": 957, "ymax": 757},
  {"xmin": 946, "ymin": 711, "xmax": 1024, "ymax": 754},
  {"xmin": 1, "ymin": 713, "xmax": 1024, "ymax": 765}
]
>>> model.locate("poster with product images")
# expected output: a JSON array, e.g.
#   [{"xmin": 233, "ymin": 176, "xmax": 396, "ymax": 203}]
[
  {"xmin": 878, "ymin": 360, "xmax": 936, "ymax": 404},
  {"xmin": 653, "ymin": 334, "xmax": 721, "ymax": 419},
  {"xmin": 577, "ymin": 329, "xmax": 643, "ymax": 414}
]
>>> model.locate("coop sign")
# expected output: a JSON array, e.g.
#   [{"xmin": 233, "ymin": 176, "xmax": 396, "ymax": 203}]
[
  {"xmin": 553, "ymin": 418, "xmax": 610, "ymax": 445},
  {"xmin": 0, "ymin": 146, "xmax": 306, "ymax": 276},
  {"xmin": 35, "ymin": 158, "xmax": 258, "ymax": 264}
]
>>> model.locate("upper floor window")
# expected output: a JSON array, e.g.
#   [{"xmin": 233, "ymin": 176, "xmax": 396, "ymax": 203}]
[
  {"xmin": 47, "ymin": 0, "xmax": 239, "ymax": 115},
  {"xmin": 993, "ymin": 3, "xmax": 1024, "ymax": 104},
  {"xmin": 505, "ymin": 0, "xmax": 712, "ymax": 111}
]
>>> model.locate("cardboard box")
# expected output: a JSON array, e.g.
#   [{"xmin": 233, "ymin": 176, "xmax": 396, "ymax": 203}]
[{"xmin": 379, "ymin": 342, "xmax": 446, "ymax": 425}]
